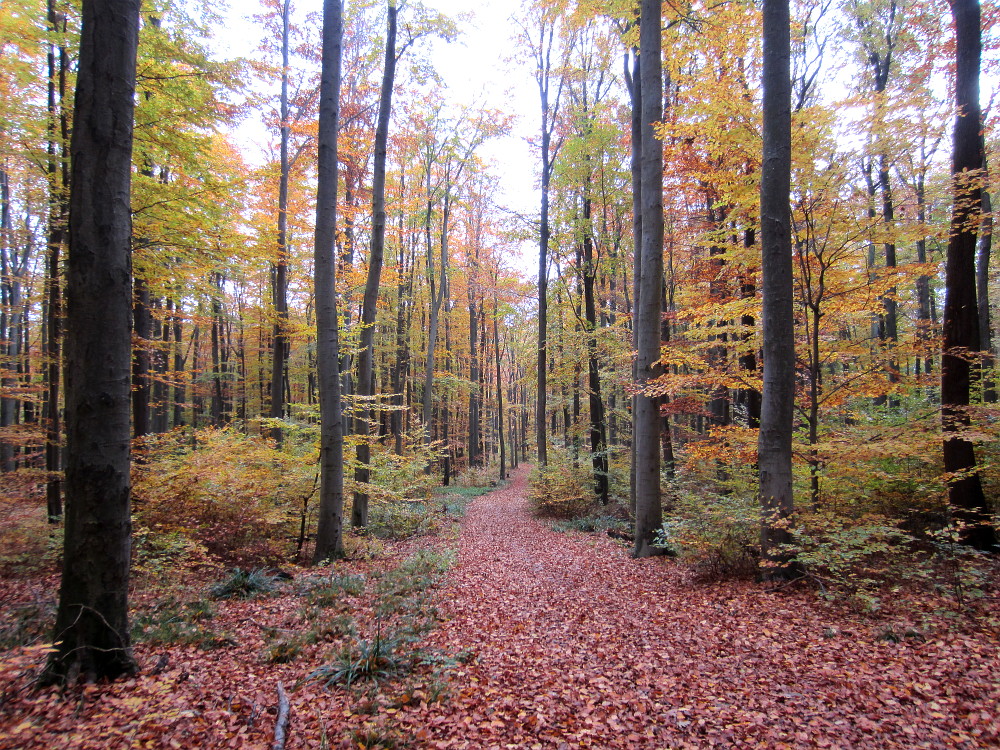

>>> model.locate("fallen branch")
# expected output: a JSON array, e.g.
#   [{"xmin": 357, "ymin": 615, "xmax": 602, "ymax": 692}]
[{"xmin": 273, "ymin": 682, "xmax": 290, "ymax": 750}]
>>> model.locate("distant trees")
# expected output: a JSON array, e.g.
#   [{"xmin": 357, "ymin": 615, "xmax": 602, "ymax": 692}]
[{"xmin": 0, "ymin": 0, "xmax": 996, "ymax": 663}]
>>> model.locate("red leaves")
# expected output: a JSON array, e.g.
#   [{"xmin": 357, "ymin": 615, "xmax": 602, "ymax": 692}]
[{"xmin": 1, "ymin": 466, "xmax": 998, "ymax": 748}]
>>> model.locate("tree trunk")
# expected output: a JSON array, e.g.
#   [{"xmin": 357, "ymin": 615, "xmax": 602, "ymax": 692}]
[
  {"xmin": 633, "ymin": 0, "xmax": 664, "ymax": 558},
  {"xmin": 171, "ymin": 299, "xmax": 184, "ymax": 427},
  {"xmin": 312, "ymin": 0, "xmax": 346, "ymax": 564},
  {"xmin": 582, "ymin": 186, "xmax": 609, "ymax": 504},
  {"xmin": 269, "ymin": 0, "xmax": 292, "ymax": 445},
  {"xmin": 422, "ymin": 183, "xmax": 450, "ymax": 452},
  {"xmin": 353, "ymin": 5, "xmax": 396, "ymax": 528},
  {"xmin": 977, "ymin": 160, "xmax": 994, "ymax": 402},
  {"xmin": 942, "ymin": 0, "xmax": 995, "ymax": 551},
  {"xmin": 758, "ymin": 0, "xmax": 799, "ymax": 578},
  {"xmin": 494, "ymin": 301, "xmax": 506, "ymax": 481},
  {"xmin": 43, "ymin": 0, "xmax": 141, "ymax": 685},
  {"xmin": 625, "ymin": 44, "xmax": 641, "ymax": 514},
  {"xmin": 44, "ymin": 0, "xmax": 69, "ymax": 521}
]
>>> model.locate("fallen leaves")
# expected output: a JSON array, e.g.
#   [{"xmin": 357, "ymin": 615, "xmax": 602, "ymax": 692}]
[{"xmin": 0, "ymin": 465, "xmax": 998, "ymax": 748}]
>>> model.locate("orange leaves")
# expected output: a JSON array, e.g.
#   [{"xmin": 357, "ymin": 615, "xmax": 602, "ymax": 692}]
[{"xmin": 3, "ymin": 467, "xmax": 1000, "ymax": 748}]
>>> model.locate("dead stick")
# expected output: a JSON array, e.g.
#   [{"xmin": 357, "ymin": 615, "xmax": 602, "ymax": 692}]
[{"xmin": 273, "ymin": 682, "xmax": 290, "ymax": 750}]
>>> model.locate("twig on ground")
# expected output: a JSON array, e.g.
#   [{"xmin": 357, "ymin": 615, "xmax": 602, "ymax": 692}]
[{"xmin": 273, "ymin": 682, "xmax": 290, "ymax": 750}]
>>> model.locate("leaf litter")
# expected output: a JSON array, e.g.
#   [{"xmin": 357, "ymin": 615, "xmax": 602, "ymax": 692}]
[{"xmin": 0, "ymin": 465, "xmax": 997, "ymax": 748}]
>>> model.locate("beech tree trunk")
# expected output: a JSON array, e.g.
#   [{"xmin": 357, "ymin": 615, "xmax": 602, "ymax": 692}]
[
  {"xmin": 632, "ymin": 0, "xmax": 664, "ymax": 558},
  {"xmin": 625, "ymin": 44, "xmax": 641, "ymax": 513},
  {"xmin": 353, "ymin": 5, "xmax": 397, "ymax": 528},
  {"xmin": 45, "ymin": 3, "xmax": 67, "ymax": 518},
  {"xmin": 269, "ymin": 0, "xmax": 292, "ymax": 444},
  {"xmin": 43, "ymin": 0, "xmax": 141, "ymax": 685},
  {"xmin": 758, "ymin": 0, "xmax": 798, "ymax": 578},
  {"xmin": 942, "ymin": 0, "xmax": 996, "ymax": 551},
  {"xmin": 312, "ymin": 0, "xmax": 346, "ymax": 563}
]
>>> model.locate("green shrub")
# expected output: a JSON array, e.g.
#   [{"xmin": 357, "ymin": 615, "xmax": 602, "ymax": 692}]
[
  {"xmin": 552, "ymin": 513, "xmax": 630, "ymax": 537},
  {"xmin": 0, "ymin": 516, "xmax": 61, "ymax": 575},
  {"xmin": 365, "ymin": 500, "xmax": 433, "ymax": 540},
  {"xmin": 654, "ymin": 489, "xmax": 759, "ymax": 579},
  {"xmin": 789, "ymin": 514, "xmax": 915, "ymax": 609},
  {"xmin": 310, "ymin": 623, "xmax": 409, "ymax": 688},
  {"xmin": 454, "ymin": 463, "xmax": 499, "ymax": 489},
  {"xmin": 209, "ymin": 567, "xmax": 282, "ymax": 600}
]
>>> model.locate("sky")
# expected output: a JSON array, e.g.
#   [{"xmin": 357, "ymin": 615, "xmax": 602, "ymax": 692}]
[{"xmin": 216, "ymin": 0, "xmax": 541, "ymax": 274}]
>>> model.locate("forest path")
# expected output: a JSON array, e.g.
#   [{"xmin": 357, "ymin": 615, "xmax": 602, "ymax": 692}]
[{"xmin": 405, "ymin": 464, "xmax": 999, "ymax": 749}]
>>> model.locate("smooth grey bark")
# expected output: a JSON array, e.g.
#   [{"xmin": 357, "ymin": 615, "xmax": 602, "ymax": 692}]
[
  {"xmin": 632, "ymin": 0, "xmax": 664, "ymax": 558},
  {"xmin": 758, "ymin": 0, "xmax": 798, "ymax": 578},
  {"xmin": 312, "ymin": 0, "xmax": 346, "ymax": 563},
  {"xmin": 942, "ymin": 0, "xmax": 995, "ymax": 551},
  {"xmin": 353, "ymin": 5, "xmax": 397, "ymax": 527},
  {"xmin": 43, "ymin": 0, "xmax": 141, "ymax": 685},
  {"xmin": 269, "ymin": 0, "xmax": 291, "ymax": 444}
]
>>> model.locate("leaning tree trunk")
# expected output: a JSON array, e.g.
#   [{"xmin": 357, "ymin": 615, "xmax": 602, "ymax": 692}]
[
  {"xmin": 43, "ymin": 0, "xmax": 141, "ymax": 685},
  {"xmin": 312, "ymin": 0, "xmax": 346, "ymax": 564},
  {"xmin": 353, "ymin": 5, "xmax": 397, "ymax": 528},
  {"xmin": 758, "ymin": 0, "xmax": 799, "ymax": 579},
  {"xmin": 632, "ymin": 0, "xmax": 664, "ymax": 558},
  {"xmin": 942, "ymin": 0, "xmax": 996, "ymax": 551}
]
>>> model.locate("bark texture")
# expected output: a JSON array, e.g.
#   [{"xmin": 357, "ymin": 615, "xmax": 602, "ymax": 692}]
[
  {"xmin": 758, "ymin": 0, "xmax": 799, "ymax": 577},
  {"xmin": 632, "ymin": 0, "xmax": 664, "ymax": 558},
  {"xmin": 313, "ymin": 0, "xmax": 346, "ymax": 563},
  {"xmin": 942, "ymin": 0, "xmax": 996, "ymax": 551},
  {"xmin": 44, "ymin": 0, "xmax": 141, "ymax": 684}
]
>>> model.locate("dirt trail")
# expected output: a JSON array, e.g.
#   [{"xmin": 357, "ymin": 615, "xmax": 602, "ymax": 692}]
[{"xmin": 409, "ymin": 465, "xmax": 999, "ymax": 749}]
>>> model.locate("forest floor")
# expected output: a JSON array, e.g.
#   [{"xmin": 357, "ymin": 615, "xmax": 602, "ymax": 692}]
[{"xmin": 1, "ymin": 465, "xmax": 999, "ymax": 749}]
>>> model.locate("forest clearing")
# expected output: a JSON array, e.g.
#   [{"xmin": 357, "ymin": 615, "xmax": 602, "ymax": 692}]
[{"xmin": 2, "ymin": 467, "xmax": 998, "ymax": 749}]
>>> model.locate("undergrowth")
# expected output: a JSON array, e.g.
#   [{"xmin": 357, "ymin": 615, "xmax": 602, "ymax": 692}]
[
  {"xmin": 209, "ymin": 567, "xmax": 283, "ymax": 600},
  {"xmin": 131, "ymin": 597, "xmax": 233, "ymax": 649}
]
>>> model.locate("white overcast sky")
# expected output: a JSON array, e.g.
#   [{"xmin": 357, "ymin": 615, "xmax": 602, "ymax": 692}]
[{"xmin": 217, "ymin": 0, "xmax": 541, "ymax": 271}]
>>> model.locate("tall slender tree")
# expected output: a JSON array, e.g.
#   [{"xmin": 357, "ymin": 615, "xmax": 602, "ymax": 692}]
[
  {"xmin": 758, "ymin": 0, "xmax": 798, "ymax": 577},
  {"xmin": 942, "ymin": 0, "xmax": 996, "ymax": 551},
  {"xmin": 313, "ymin": 0, "xmax": 346, "ymax": 563},
  {"xmin": 43, "ymin": 0, "xmax": 141, "ymax": 684},
  {"xmin": 353, "ymin": 2, "xmax": 398, "ymax": 528},
  {"xmin": 632, "ymin": 0, "xmax": 664, "ymax": 558},
  {"xmin": 525, "ymin": 7, "xmax": 567, "ymax": 467},
  {"xmin": 269, "ymin": 0, "xmax": 292, "ymax": 444}
]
